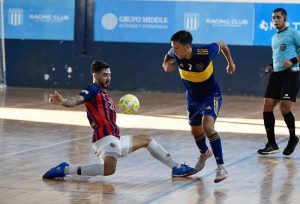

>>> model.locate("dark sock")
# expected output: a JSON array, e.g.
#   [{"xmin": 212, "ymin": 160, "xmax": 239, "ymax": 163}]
[
  {"xmin": 195, "ymin": 134, "xmax": 208, "ymax": 153},
  {"xmin": 263, "ymin": 112, "xmax": 276, "ymax": 145},
  {"xmin": 208, "ymin": 133, "xmax": 224, "ymax": 165},
  {"xmin": 283, "ymin": 112, "xmax": 296, "ymax": 139},
  {"xmin": 77, "ymin": 166, "xmax": 82, "ymax": 175}
]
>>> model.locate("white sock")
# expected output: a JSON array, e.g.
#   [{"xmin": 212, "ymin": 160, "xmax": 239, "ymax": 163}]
[
  {"xmin": 217, "ymin": 164, "xmax": 224, "ymax": 169},
  {"xmin": 146, "ymin": 139, "xmax": 179, "ymax": 169},
  {"xmin": 64, "ymin": 163, "xmax": 104, "ymax": 176}
]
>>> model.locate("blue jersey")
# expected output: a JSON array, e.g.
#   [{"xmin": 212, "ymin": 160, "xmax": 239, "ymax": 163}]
[
  {"xmin": 80, "ymin": 83, "xmax": 120, "ymax": 142},
  {"xmin": 168, "ymin": 43, "xmax": 221, "ymax": 102},
  {"xmin": 272, "ymin": 27, "xmax": 300, "ymax": 72}
]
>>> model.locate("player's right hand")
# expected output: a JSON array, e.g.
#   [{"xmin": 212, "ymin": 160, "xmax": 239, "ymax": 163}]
[
  {"xmin": 49, "ymin": 91, "xmax": 64, "ymax": 105},
  {"xmin": 265, "ymin": 64, "xmax": 273, "ymax": 76},
  {"xmin": 163, "ymin": 59, "xmax": 176, "ymax": 73}
]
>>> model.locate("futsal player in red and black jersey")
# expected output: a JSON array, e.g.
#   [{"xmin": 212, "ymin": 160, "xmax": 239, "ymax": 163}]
[{"xmin": 43, "ymin": 60, "xmax": 197, "ymax": 179}]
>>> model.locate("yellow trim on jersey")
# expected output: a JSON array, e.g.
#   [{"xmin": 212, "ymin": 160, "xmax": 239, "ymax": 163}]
[{"xmin": 179, "ymin": 61, "xmax": 213, "ymax": 83}]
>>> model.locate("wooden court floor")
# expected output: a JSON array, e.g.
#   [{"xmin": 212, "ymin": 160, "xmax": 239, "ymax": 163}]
[{"xmin": 1, "ymin": 87, "xmax": 300, "ymax": 204}]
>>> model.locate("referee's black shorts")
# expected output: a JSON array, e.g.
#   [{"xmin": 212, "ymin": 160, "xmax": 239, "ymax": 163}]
[{"xmin": 264, "ymin": 69, "xmax": 300, "ymax": 102}]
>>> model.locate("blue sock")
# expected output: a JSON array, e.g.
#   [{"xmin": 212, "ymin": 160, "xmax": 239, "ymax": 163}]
[
  {"xmin": 208, "ymin": 133, "xmax": 224, "ymax": 164},
  {"xmin": 195, "ymin": 135, "xmax": 208, "ymax": 153}
]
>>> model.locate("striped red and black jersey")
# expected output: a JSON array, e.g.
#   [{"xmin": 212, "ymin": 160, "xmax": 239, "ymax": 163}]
[{"xmin": 79, "ymin": 83, "xmax": 120, "ymax": 142}]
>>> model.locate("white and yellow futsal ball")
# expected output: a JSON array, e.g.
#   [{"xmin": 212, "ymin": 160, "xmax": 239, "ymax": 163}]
[{"xmin": 118, "ymin": 94, "xmax": 140, "ymax": 114}]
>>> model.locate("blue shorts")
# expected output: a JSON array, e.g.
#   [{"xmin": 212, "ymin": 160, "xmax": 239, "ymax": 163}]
[{"xmin": 187, "ymin": 96, "xmax": 222, "ymax": 126}]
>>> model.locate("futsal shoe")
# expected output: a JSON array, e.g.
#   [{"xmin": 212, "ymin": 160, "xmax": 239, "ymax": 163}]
[
  {"xmin": 214, "ymin": 167, "xmax": 228, "ymax": 183},
  {"xmin": 172, "ymin": 164, "xmax": 197, "ymax": 177},
  {"xmin": 43, "ymin": 162, "xmax": 69, "ymax": 179},
  {"xmin": 195, "ymin": 148, "xmax": 213, "ymax": 172},
  {"xmin": 257, "ymin": 143, "xmax": 280, "ymax": 155},
  {"xmin": 283, "ymin": 136, "xmax": 299, "ymax": 156}
]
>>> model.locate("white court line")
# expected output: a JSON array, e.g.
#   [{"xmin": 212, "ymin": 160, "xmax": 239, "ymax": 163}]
[{"xmin": 0, "ymin": 136, "xmax": 90, "ymax": 159}]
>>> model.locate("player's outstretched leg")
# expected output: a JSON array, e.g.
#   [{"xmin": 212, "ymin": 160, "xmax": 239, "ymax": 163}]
[{"xmin": 132, "ymin": 134, "xmax": 197, "ymax": 177}]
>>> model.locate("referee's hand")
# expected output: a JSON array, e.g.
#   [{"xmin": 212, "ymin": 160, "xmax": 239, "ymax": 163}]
[{"xmin": 265, "ymin": 64, "xmax": 273, "ymax": 76}]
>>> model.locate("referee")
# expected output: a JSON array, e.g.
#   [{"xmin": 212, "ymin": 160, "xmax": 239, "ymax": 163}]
[{"xmin": 258, "ymin": 8, "xmax": 300, "ymax": 155}]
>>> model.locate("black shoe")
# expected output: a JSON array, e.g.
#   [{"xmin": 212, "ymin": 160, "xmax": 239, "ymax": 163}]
[
  {"xmin": 257, "ymin": 143, "xmax": 280, "ymax": 155},
  {"xmin": 283, "ymin": 136, "xmax": 299, "ymax": 156}
]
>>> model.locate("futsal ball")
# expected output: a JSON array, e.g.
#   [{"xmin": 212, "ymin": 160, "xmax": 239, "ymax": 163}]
[{"xmin": 118, "ymin": 94, "xmax": 140, "ymax": 114}]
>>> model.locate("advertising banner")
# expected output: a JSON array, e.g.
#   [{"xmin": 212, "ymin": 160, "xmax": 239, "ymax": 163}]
[{"xmin": 5, "ymin": 0, "xmax": 75, "ymax": 40}]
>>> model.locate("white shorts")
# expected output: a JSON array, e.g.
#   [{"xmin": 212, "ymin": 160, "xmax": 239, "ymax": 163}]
[{"xmin": 92, "ymin": 135, "xmax": 133, "ymax": 159}]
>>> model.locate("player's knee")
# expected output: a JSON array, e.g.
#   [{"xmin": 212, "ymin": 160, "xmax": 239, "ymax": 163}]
[
  {"xmin": 280, "ymin": 105, "xmax": 291, "ymax": 115},
  {"xmin": 103, "ymin": 156, "xmax": 117, "ymax": 176},
  {"xmin": 202, "ymin": 124, "xmax": 215, "ymax": 136},
  {"xmin": 191, "ymin": 129, "xmax": 202, "ymax": 137},
  {"xmin": 139, "ymin": 134, "xmax": 153, "ymax": 146}
]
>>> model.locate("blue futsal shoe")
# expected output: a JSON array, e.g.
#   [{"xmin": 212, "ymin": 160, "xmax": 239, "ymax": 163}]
[
  {"xmin": 43, "ymin": 162, "xmax": 69, "ymax": 179},
  {"xmin": 172, "ymin": 164, "xmax": 197, "ymax": 177}
]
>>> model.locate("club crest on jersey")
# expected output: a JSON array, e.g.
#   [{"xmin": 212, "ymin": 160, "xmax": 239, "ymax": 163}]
[
  {"xmin": 280, "ymin": 43, "xmax": 286, "ymax": 51},
  {"xmin": 196, "ymin": 63, "xmax": 205, "ymax": 71}
]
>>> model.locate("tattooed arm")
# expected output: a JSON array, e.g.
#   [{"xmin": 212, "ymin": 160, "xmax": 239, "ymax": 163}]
[{"xmin": 49, "ymin": 91, "xmax": 84, "ymax": 107}]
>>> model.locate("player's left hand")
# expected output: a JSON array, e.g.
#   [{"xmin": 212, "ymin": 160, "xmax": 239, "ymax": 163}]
[
  {"xmin": 49, "ymin": 91, "xmax": 64, "ymax": 105},
  {"xmin": 283, "ymin": 60, "xmax": 293, "ymax": 68},
  {"xmin": 226, "ymin": 63, "xmax": 236, "ymax": 74}
]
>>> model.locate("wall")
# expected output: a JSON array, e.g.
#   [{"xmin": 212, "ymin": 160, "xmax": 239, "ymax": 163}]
[
  {"xmin": 5, "ymin": 39, "xmax": 272, "ymax": 96},
  {"xmin": 3, "ymin": 0, "xmax": 282, "ymax": 96}
]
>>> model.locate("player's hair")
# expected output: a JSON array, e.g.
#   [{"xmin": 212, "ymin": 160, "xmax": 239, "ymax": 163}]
[
  {"xmin": 91, "ymin": 60, "xmax": 110, "ymax": 74},
  {"xmin": 273, "ymin": 8, "xmax": 287, "ymax": 21},
  {"xmin": 170, "ymin": 30, "xmax": 193, "ymax": 45}
]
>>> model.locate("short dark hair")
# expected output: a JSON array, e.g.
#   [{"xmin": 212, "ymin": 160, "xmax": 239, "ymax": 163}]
[
  {"xmin": 170, "ymin": 30, "xmax": 193, "ymax": 45},
  {"xmin": 91, "ymin": 60, "xmax": 110, "ymax": 74},
  {"xmin": 273, "ymin": 8, "xmax": 287, "ymax": 21}
]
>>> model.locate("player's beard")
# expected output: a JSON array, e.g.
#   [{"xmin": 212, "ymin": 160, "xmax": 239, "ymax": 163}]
[{"xmin": 102, "ymin": 80, "xmax": 110, "ymax": 89}]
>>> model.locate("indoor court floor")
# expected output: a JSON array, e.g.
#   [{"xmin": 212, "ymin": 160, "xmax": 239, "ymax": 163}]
[{"xmin": 1, "ymin": 87, "xmax": 300, "ymax": 204}]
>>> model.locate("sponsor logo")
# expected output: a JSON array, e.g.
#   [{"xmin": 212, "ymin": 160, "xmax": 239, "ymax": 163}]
[
  {"xmin": 283, "ymin": 94, "xmax": 290, "ymax": 99},
  {"xmin": 205, "ymin": 18, "xmax": 248, "ymax": 27},
  {"xmin": 184, "ymin": 13, "xmax": 199, "ymax": 31},
  {"xmin": 205, "ymin": 106, "xmax": 212, "ymax": 110},
  {"xmin": 102, "ymin": 13, "xmax": 118, "ymax": 30},
  {"xmin": 259, "ymin": 20, "xmax": 269, "ymax": 31},
  {"xmin": 259, "ymin": 20, "xmax": 300, "ymax": 31},
  {"xmin": 101, "ymin": 13, "xmax": 168, "ymax": 30},
  {"xmin": 29, "ymin": 14, "xmax": 70, "ymax": 23},
  {"xmin": 107, "ymin": 101, "xmax": 115, "ymax": 110},
  {"xmin": 81, "ymin": 90, "xmax": 89, "ymax": 94},
  {"xmin": 8, "ymin": 8, "xmax": 23, "ymax": 26}
]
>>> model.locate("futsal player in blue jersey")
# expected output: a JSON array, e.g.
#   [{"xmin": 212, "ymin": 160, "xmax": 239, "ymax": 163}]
[
  {"xmin": 43, "ymin": 60, "xmax": 197, "ymax": 180},
  {"xmin": 162, "ymin": 30, "xmax": 236, "ymax": 183},
  {"xmin": 258, "ymin": 8, "xmax": 300, "ymax": 156}
]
